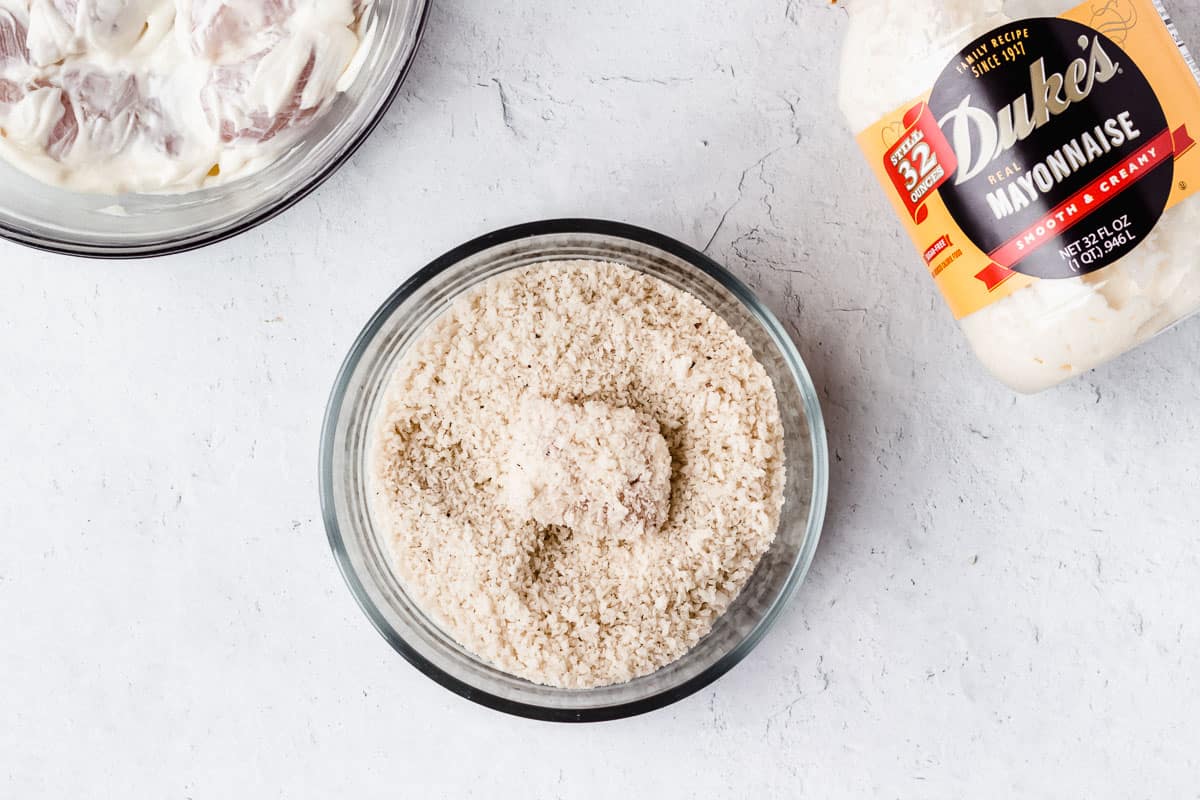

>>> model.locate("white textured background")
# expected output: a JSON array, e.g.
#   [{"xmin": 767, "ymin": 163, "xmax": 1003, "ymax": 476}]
[{"xmin": 4, "ymin": 1, "xmax": 1200, "ymax": 797}]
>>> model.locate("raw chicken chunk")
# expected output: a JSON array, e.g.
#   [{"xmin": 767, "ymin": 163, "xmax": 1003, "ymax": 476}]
[{"xmin": 184, "ymin": 0, "xmax": 292, "ymax": 59}]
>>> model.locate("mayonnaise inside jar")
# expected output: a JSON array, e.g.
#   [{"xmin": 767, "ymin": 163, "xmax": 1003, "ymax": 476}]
[{"xmin": 839, "ymin": 0, "xmax": 1200, "ymax": 392}]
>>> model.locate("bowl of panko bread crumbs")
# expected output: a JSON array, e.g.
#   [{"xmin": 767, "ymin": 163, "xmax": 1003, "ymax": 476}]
[{"xmin": 320, "ymin": 219, "xmax": 828, "ymax": 721}]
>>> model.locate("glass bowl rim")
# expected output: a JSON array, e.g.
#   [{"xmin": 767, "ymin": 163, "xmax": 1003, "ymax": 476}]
[
  {"xmin": 0, "ymin": 0, "xmax": 432, "ymax": 260},
  {"xmin": 319, "ymin": 218, "xmax": 830, "ymax": 722}
]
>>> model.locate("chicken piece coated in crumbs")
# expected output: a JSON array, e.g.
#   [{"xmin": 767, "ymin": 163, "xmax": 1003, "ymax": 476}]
[{"xmin": 502, "ymin": 396, "xmax": 671, "ymax": 541}]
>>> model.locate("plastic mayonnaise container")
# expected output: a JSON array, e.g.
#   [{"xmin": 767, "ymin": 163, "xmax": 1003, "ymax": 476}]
[{"xmin": 839, "ymin": 0, "xmax": 1200, "ymax": 392}]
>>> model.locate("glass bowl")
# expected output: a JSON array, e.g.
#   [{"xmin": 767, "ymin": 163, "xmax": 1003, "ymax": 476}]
[
  {"xmin": 320, "ymin": 219, "xmax": 828, "ymax": 722},
  {"xmin": 0, "ymin": 0, "xmax": 430, "ymax": 258}
]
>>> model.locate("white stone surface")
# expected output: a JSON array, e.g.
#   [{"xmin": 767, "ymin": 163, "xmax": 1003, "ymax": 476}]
[{"xmin": 3, "ymin": 1, "xmax": 1200, "ymax": 797}]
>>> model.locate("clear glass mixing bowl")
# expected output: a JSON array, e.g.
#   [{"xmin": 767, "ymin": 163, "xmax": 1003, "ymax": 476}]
[
  {"xmin": 0, "ymin": 0, "xmax": 429, "ymax": 258},
  {"xmin": 320, "ymin": 220, "xmax": 829, "ymax": 722}
]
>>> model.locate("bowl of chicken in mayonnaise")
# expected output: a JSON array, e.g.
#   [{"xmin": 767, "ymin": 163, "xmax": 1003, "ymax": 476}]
[{"xmin": 0, "ymin": 0, "xmax": 428, "ymax": 257}]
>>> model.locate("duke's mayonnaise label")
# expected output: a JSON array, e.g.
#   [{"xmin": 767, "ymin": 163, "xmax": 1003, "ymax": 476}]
[{"xmin": 856, "ymin": 0, "xmax": 1200, "ymax": 319}]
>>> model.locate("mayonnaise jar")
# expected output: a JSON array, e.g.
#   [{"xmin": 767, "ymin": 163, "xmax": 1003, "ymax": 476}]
[{"xmin": 839, "ymin": 0, "xmax": 1200, "ymax": 392}]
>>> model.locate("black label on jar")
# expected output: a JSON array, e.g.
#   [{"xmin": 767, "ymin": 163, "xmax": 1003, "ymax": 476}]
[{"xmin": 928, "ymin": 18, "xmax": 1173, "ymax": 280}]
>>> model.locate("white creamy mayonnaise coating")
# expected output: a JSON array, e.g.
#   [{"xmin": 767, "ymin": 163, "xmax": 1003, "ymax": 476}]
[
  {"xmin": 839, "ymin": 0, "xmax": 1200, "ymax": 392},
  {"xmin": 0, "ymin": 0, "xmax": 365, "ymax": 193}
]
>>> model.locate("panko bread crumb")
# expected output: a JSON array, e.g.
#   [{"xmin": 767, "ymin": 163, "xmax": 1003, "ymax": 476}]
[{"xmin": 370, "ymin": 260, "xmax": 786, "ymax": 688}]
